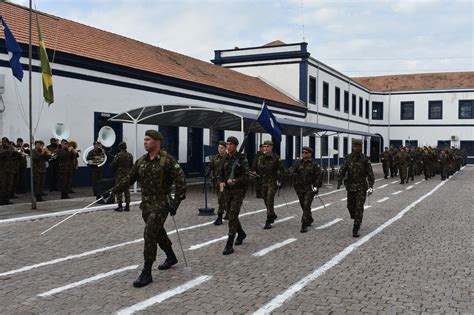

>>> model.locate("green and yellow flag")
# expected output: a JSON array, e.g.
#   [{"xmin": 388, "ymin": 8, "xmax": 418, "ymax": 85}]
[{"xmin": 36, "ymin": 13, "xmax": 54, "ymax": 105}]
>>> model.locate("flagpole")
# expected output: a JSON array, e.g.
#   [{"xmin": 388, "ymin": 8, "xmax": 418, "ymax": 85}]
[{"xmin": 29, "ymin": 0, "xmax": 36, "ymax": 209}]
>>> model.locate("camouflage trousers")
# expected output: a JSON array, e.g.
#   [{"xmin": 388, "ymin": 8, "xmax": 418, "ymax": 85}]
[
  {"xmin": 0, "ymin": 171, "xmax": 9, "ymax": 202},
  {"xmin": 390, "ymin": 164, "xmax": 398, "ymax": 177},
  {"xmin": 382, "ymin": 161, "xmax": 390, "ymax": 178},
  {"xmin": 398, "ymin": 165, "xmax": 408, "ymax": 182},
  {"xmin": 261, "ymin": 183, "xmax": 277, "ymax": 219},
  {"xmin": 59, "ymin": 170, "xmax": 72, "ymax": 195},
  {"xmin": 115, "ymin": 176, "xmax": 130, "ymax": 204},
  {"xmin": 3, "ymin": 171, "xmax": 15, "ymax": 199},
  {"xmin": 255, "ymin": 178, "xmax": 262, "ymax": 198},
  {"xmin": 90, "ymin": 167, "xmax": 102, "ymax": 195},
  {"xmin": 347, "ymin": 189, "xmax": 366, "ymax": 226},
  {"xmin": 33, "ymin": 172, "xmax": 45, "ymax": 196},
  {"xmin": 408, "ymin": 163, "xmax": 415, "ymax": 180},
  {"xmin": 141, "ymin": 205, "xmax": 172, "ymax": 263},
  {"xmin": 423, "ymin": 163, "xmax": 431, "ymax": 179},
  {"xmin": 216, "ymin": 189, "xmax": 226, "ymax": 215},
  {"xmin": 296, "ymin": 189, "xmax": 316, "ymax": 226},
  {"xmin": 223, "ymin": 188, "xmax": 246, "ymax": 236}
]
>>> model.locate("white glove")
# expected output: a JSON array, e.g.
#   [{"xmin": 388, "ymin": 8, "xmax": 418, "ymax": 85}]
[
  {"xmin": 367, "ymin": 187, "xmax": 373, "ymax": 195},
  {"xmin": 312, "ymin": 185, "xmax": 319, "ymax": 194},
  {"xmin": 277, "ymin": 180, "xmax": 282, "ymax": 188}
]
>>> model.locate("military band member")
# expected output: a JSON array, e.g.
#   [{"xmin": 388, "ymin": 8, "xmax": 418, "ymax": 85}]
[
  {"xmin": 110, "ymin": 141, "xmax": 133, "ymax": 212},
  {"xmin": 0, "ymin": 138, "xmax": 13, "ymax": 205},
  {"xmin": 337, "ymin": 140, "xmax": 374, "ymax": 237},
  {"xmin": 218, "ymin": 136, "xmax": 249, "ymax": 255},
  {"xmin": 254, "ymin": 140, "xmax": 284, "ymax": 229},
  {"xmin": 15, "ymin": 138, "xmax": 29, "ymax": 194},
  {"xmin": 46, "ymin": 138, "xmax": 59, "ymax": 191},
  {"xmin": 209, "ymin": 141, "xmax": 227, "ymax": 225},
  {"xmin": 109, "ymin": 130, "xmax": 186, "ymax": 288},
  {"xmin": 86, "ymin": 141, "xmax": 105, "ymax": 196},
  {"xmin": 32, "ymin": 140, "xmax": 49, "ymax": 202},
  {"xmin": 56, "ymin": 139, "xmax": 76, "ymax": 199},
  {"xmin": 289, "ymin": 146, "xmax": 323, "ymax": 233}
]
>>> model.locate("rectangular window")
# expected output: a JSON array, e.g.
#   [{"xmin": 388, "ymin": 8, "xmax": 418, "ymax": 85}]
[
  {"xmin": 322, "ymin": 81, "xmax": 329, "ymax": 108},
  {"xmin": 428, "ymin": 100, "xmax": 443, "ymax": 120},
  {"xmin": 389, "ymin": 140, "xmax": 403, "ymax": 149},
  {"xmin": 321, "ymin": 136, "xmax": 328, "ymax": 156},
  {"xmin": 365, "ymin": 100, "xmax": 369, "ymax": 119},
  {"xmin": 437, "ymin": 140, "xmax": 451, "ymax": 148},
  {"xmin": 343, "ymin": 137, "xmax": 348, "ymax": 156},
  {"xmin": 335, "ymin": 87, "xmax": 340, "ymax": 111},
  {"xmin": 405, "ymin": 140, "xmax": 418, "ymax": 147},
  {"xmin": 359, "ymin": 97, "xmax": 363, "ymax": 117},
  {"xmin": 460, "ymin": 140, "xmax": 474, "ymax": 156},
  {"xmin": 401, "ymin": 101, "xmax": 415, "ymax": 120},
  {"xmin": 459, "ymin": 100, "xmax": 474, "ymax": 119},
  {"xmin": 372, "ymin": 101, "xmax": 383, "ymax": 120},
  {"xmin": 309, "ymin": 76, "xmax": 316, "ymax": 104},
  {"xmin": 344, "ymin": 90, "xmax": 349, "ymax": 113},
  {"xmin": 352, "ymin": 94, "xmax": 356, "ymax": 115}
]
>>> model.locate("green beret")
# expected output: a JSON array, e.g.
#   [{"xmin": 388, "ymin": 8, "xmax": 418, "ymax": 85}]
[
  {"xmin": 302, "ymin": 146, "xmax": 313, "ymax": 153},
  {"xmin": 218, "ymin": 141, "xmax": 227, "ymax": 147},
  {"xmin": 226, "ymin": 136, "xmax": 239, "ymax": 146},
  {"xmin": 352, "ymin": 139, "xmax": 363, "ymax": 146},
  {"xmin": 263, "ymin": 140, "xmax": 273, "ymax": 146},
  {"xmin": 145, "ymin": 130, "xmax": 163, "ymax": 141}
]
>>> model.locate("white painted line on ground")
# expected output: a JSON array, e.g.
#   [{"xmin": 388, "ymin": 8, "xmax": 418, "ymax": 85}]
[
  {"xmin": 392, "ymin": 191, "xmax": 403, "ymax": 195},
  {"xmin": 341, "ymin": 198, "xmax": 347, "ymax": 201},
  {"xmin": 364, "ymin": 205, "xmax": 372, "ymax": 209},
  {"xmin": 311, "ymin": 204, "xmax": 332, "ymax": 212},
  {"xmin": 391, "ymin": 181, "xmax": 398, "ymax": 184},
  {"xmin": 415, "ymin": 181, "xmax": 422, "ymax": 185},
  {"xmin": 117, "ymin": 275, "xmax": 212, "ymax": 315},
  {"xmin": 406, "ymin": 185, "xmax": 414, "ymax": 190},
  {"xmin": 377, "ymin": 197, "xmax": 389, "ymax": 203},
  {"xmin": 273, "ymin": 216, "xmax": 295, "ymax": 224},
  {"xmin": 189, "ymin": 236, "xmax": 227, "ymax": 251},
  {"xmin": 38, "ymin": 265, "xmax": 138, "ymax": 297},
  {"xmin": 375, "ymin": 178, "xmax": 384, "ymax": 182},
  {"xmin": 253, "ymin": 169, "xmax": 460, "ymax": 315},
  {"xmin": 377, "ymin": 184, "xmax": 389, "ymax": 189},
  {"xmin": 252, "ymin": 238, "xmax": 297, "ymax": 257},
  {"xmin": 315, "ymin": 218, "xmax": 342, "ymax": 230}
]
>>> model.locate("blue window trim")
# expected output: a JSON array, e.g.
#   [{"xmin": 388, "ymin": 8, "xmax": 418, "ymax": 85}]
[
  {"xmin": 335, "ymin": 86, "xmax": 341, "ymax": 111},
  {"xmin": 322, "ymin": 81, "xmax": 329, "ymax": 108},
  {"xmin": 372, "ymin": 101, "xmax": 384, "ymax": 120},
  {"xmin": 300, "ymin": 61, "xmax": 309, "ymax": 104},
  {"xmin": 459, "ymin": 100, "xmax": 474, "ymax": 119},
  {"xmin": 308, "ymin": 75, "xmax": 316, "ymax": 104},
  {"xmin": 344, "ymin": 90, "xmax": 349, "ymax": 113},
  {"xmin": 400, "ymin": 101, "xmax": 415, "ymax": 120},
  {"xmin": 428, "ymin": 100, "xmax": 443, "ymax": 120},
  {"xmin": 351, "ymin": 94, "xmax": 357, "ymax": 115}
]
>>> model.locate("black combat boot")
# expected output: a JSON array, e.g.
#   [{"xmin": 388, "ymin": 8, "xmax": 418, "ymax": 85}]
[
  {"xmin": 352, "ymin": 224, "xmax": 360, "ymax": 237},
  {"xmin": 213, "ymin": 213, "xmax": 223, "ymax": 225},
  {"xmin": 124, "ymin": 204, "xmax": 130, "ymax": 212},
  {"xmin": 223, "ymin": 235, "xmax": 235, "ymax": 255},
  {"xmin": 269, "ymin": 214, "xmax": 278, "ymax": 224},
  {"xmin": 300, "ymin": 223, "xmax": 308, "ymax": 233},
  {"xmin": 133, "ymin": 261, "xmax": 153, "ymax": 288},
  {"xmin": 158, "ymin": 249, "xmax": 178, "ymax": 270},
  {"xmin": 308, "ymin": 216, "xmax": 314, "ymax": 226},
  {"xmin": 35, "ymin": 195, "xmax": 45, "ymax": 202},
  {"xmin": 114, "ymin": 203, "xmax": 123, "ymax": 212},
  {"xmin": 263, "ymin": 219, "xmax": 272, "ymax": 230},
  {"xmin": 223, "ymin": 212, "xmax": 229, "ymax": 220},
  {"xmin": 234, "ymin": 229, "xmax": 246, "ymax": 246}
]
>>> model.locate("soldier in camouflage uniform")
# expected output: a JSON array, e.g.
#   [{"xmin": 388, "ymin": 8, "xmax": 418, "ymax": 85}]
[
  {"xmin": 407, "ymin": 147, "xmax": 416, "ymax": 182},
  {"xmin": 337, "ymin": 140, "xmax": 374, "ymax": 237},
  {"xmin": 389, "ymin": 145, "xmax": 398, "ymax": 177},
  {"xmin": 111, "ymin": 130, "xmax": 186, "ymax": 288},
  {"xmin": 86, "ymin": 141, "xmax": 105, "ymax": 196},
  {"xmin": 380, "ymin": 147, "xmax": 391, "ymax": 179},
  {"xmin": 218, "ymin": 136, "xmax": 249, "ymax": 255},
  {"xmin": 396, "ymin": 147, "xmax": 409, "ymax": 184},
  {"xmin": 2, "ymin": 138, "xmax": 21, "ymax": 203},
  {"xmin": 252, "ymin": 144, "xmax": 264, "ymax": 198},
  {"xmin": 289, "ymin": 146, "xmax": 322, "ymax": 233},
  {"xmin": 422, "ymin": 147, "xmax": 431, "ymax": 180},
  {"xmin": 15, "ymin": 138, "xmax": 29, "ymax": 194},
  {"xmin": 110, "ymin": 141, "xmax": 133, "ymax": 212},
  {"xmin": 255, "ymin": 140, "xmax": 284, "ymax": 229},
  {"xmin": 0, "ymin": 138, "xmax": 12, "ymax": 205},
  {"xmin": 438, "ymin": 148, "xmax": 449, "ymax": 180},
  {"xmin": 32, "ymin": 140, "xmax": 49, "ymax": 202},
  {"xmin": 209, "ymin": 141, "xmax": 227, "ymax": 225},
  {"xmin": 56, "ymin": 139, "xmax": 76, "ymax": 199}
]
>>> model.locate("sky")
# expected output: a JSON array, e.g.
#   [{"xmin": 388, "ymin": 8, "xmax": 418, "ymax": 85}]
[{"xmin": 7, "ymin": 0, "xmax": 474, "ymax": 77}]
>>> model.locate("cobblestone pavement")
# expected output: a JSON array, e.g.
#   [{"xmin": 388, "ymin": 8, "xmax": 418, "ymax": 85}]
[{"xmin": 0, "ymin": 165, "xmax": 472, "ymax": 314}]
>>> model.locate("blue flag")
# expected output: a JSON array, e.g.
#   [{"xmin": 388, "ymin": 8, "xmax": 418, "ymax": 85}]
[
  {"xmin": 257, "ymin": 103, "xmax": 282, "ymax": 142},
  {"xmin": 1, "ymin": 17, "xmax": 24, "ymax": 82}
]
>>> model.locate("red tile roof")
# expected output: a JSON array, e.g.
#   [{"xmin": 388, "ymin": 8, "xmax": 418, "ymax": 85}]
[
  {"xmin": 263, "ymin": 40, "xmax": 287, "ymax": 47},
  {"xmin": 0, "ymin": 3, "xmax": 303, "ymax": 108},
  {"xmin": 352, "ymin": 72, "xmax": 474, "ymax": 92}
]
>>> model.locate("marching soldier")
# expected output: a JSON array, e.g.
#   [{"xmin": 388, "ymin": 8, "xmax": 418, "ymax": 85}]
[
  {"xmin": 218, "ymin": 136, "xmax": 249, "ymax": 255},
  {"xmin": 396, "ymin": 147, "xmax": 409, "ymax": 184},
  {"xmin": 86, "ymin": 141, "xmax": 105, "ymax": 196},
  {"xmin": 289, "ymin": 146, "xmax": 322, "ymax": 233},
  {"xmin": 32, "ymin": 140, "xmax": 49, "ymax": 202},
  {"xmin": 252, "ymin": 144, "xmax": 264, "ymax": 198},
  {"xmin": 337, "ymin": 140, "xmax": 374, "ymax": 237},
  {"xmin": 380, "ymin": 146, "xmax": 391, "ymax": 179},
  {"xmin": 108, "ymin": 130, "xmax": 186, "ymax": 288},
  {"xmin": 209, "ymin": 141, "xmax": 227, "ymax": 225},
  {"xmin": 422, "ymin": 146, "xmax": 432, "ymax": 180},
  {"xmin": 110, "ymin": 141, "xmax": 133, "ymax": 212},
  {"xmin": 255, "ymin": 140, "xmax": 284, "ymax": 229},
  {"xmin": 389, "ymin": 145, "xmax": 398, "ymax": 178},
  {"xmin": 46, "ymin": 138, "xmax": 59, "ymax": 191},
  {"xmin": 56, "ymin": 139, "xmax": 76, "ymax": 199}
]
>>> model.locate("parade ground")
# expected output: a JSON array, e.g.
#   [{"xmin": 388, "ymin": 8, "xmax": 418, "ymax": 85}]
[{"xmin": 0, "ymin": 164, "xmax": 472, "ymax": 314}]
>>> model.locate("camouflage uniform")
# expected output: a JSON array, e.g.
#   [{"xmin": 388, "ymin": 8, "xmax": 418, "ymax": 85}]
[
  {"xmin": 86, "ymin": 148, "xmax": 105, "ymax": 196},
  {"xmin": 113, "ymin": 150, "xmax": 186, "ymax": 264},
  {"xmin": 289, "ymin": 157, "xmax": 322, "ymax": 228},
  {"xmin": 381, "ymin": 149, "xmax": 391, "ymax": 179},
  {"xmin": 252, "ymin": 150, "xmax": 264, "ymax": 198},
  {"xmin": 56, "ymin": 147, "xmax": 75, "ymax": 198},
  {"xmin": 46, "ymin": 143, "xmax": 59, "ymax": 191},
  {"xmin": 438, "ymin": 149, "xmax": 449, "ymax": 180},
  {"xmin": 208, "ymin": 153, "xmax": 226, "ymax": 216},
  {"xmin": 218, "ymin": 152, "xmax": 249, "ymax": 237},
  {"xmin": 422, "ymin": 148, "xmax": 432, "ymax": 180},
  {"xmin": 0, "ymin": 146, "xmax": 11, "ymax": 205},
  {"xmin": 407, "ymin": 148, "xmax": 416, "ymax": 181},
  {"xmin": 32, "ymin": 148, "xmax": 48, "ymax": 199},
  {"xmin": 337, "ymin": 151, "xmax": 374, "ymax": 232},
  {"xmin": 396, "ymin": 149, "xmax": 409, "ymax": 184},
  {"xmin": 389, "ymin": 147, "xmax": 398, "ymax": 177},
  {"xmin": 10, "ymin": 149, "xmax": 21, "ymax": 197},
  {"xmin": 111, "ymin": 150, "xmax": 134, "ymax": 206},
  {"xmin": 255, "ymin": 151, "xmax": 284, "ymax": 226}
]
